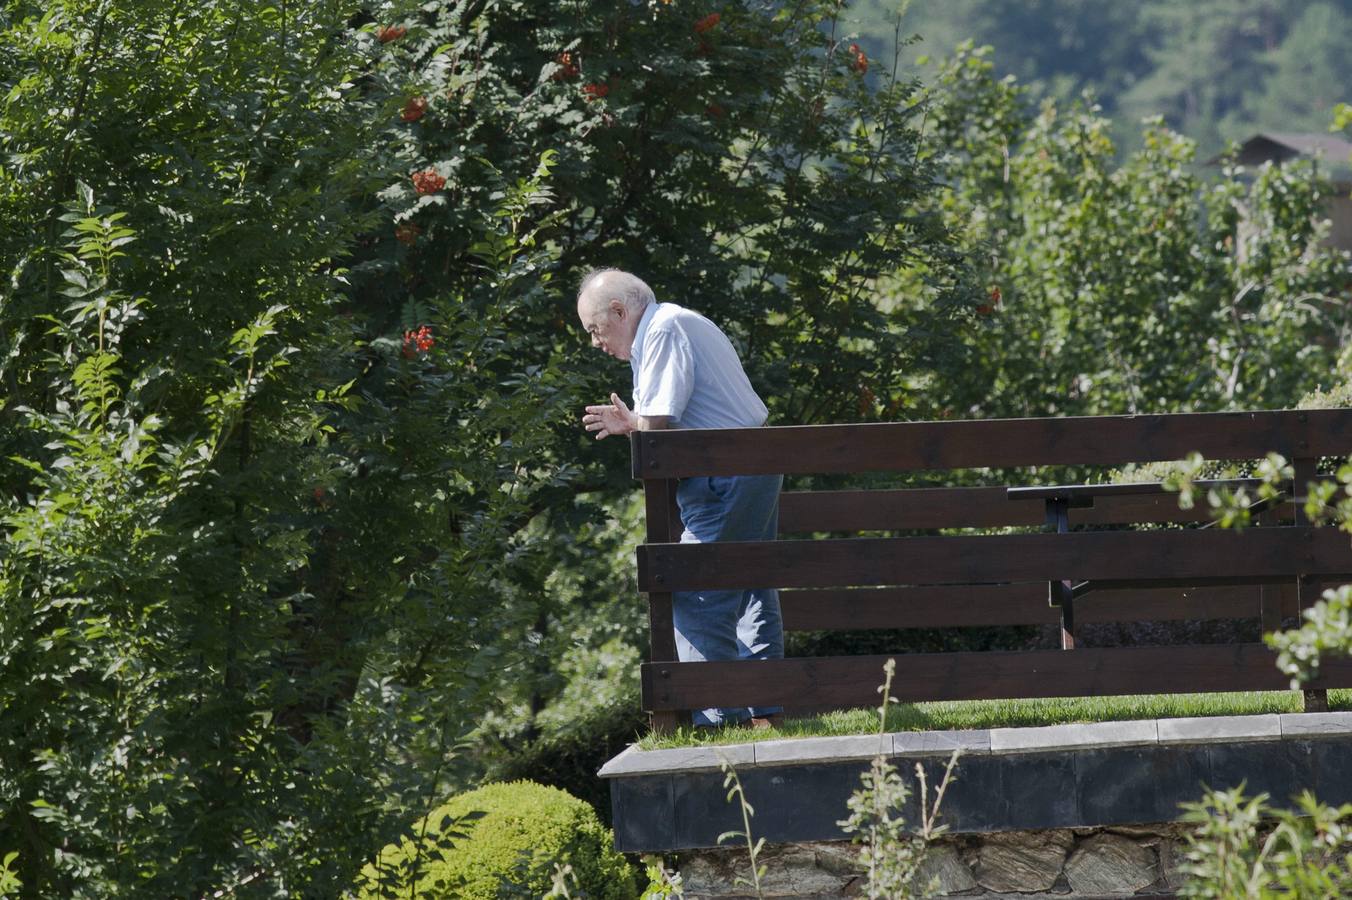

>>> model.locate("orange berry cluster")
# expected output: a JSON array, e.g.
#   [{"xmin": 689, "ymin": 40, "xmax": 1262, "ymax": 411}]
[
  {"xmin": 402, "ymin": 325, "xmax": 434, "ymax": 357},
  {"xmin": 411, "ymin": 169, "xmax": 445, "ymax": 194},
  {"xmin": 694, "ymin": 13, "xmax": 721, "ymax": 34},
  {"xmin": 847, "ymin": 42, "xmax": 867, "ymax": 74},
  {"xmin": 401, "ymin": 96, "xmax": 428, "ymax": 122},
  {"xmin": 976, "ymin": 286, "xmax": 1001, "ymax": 316},
  {"xmin": 553, "ymin": 51, "xmax": 580, "ymax": 81}
]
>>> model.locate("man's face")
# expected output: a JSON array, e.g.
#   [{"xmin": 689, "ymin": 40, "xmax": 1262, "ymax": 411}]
[{"xmin": 577, "ymin": 293, "xmax": 635, "ymax": 360}]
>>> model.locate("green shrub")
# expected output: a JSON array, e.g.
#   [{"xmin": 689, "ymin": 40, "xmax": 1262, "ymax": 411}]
[
  {"xmin": 0, "ymin": 852, "xmax": 20, "ymax": 898},
  {"xmin": 1178, "ymin": 786, "xmax": 1352, "ymax": 896},
  {"xmin": 356, "ymin": 781, "xmax": 635, "ymax": 899}
]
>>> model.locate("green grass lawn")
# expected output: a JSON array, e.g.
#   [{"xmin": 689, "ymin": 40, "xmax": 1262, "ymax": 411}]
[{"xmin": 636, "ymin": 689, "xmax": 1352, "ymax": 750}]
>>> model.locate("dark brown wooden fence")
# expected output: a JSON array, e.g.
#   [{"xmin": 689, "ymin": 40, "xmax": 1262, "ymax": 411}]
[{"xmin": 632, "ymin": 408, "xmax": 1352, "ymax": 732}]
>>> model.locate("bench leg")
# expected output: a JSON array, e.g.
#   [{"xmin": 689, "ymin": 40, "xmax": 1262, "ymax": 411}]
[
  {"xmin": 1043, "ymin": 498, "xmax": 1076, "ymax": 649},
  {"xmin": 1056, "ymin": 582, "xmax": 1076, "ymax": 650}
]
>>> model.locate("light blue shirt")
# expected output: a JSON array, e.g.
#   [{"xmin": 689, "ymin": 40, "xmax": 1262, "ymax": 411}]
[{"xmin": 629, "ymin": 302, "xmax": 768, "ymax": 430}]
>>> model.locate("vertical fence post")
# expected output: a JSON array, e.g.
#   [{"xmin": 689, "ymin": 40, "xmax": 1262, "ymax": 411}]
[
  {"xmin": 636, "ymin": 429, "xmax": 684, "ymax": 734},
  {"xmin": 1256, "ymin": 508, "xmax": 1284, "ymax": 635},
  {"xmin": 1293, "ymin": 456, "xmax": 1329, "ymax": 712}
]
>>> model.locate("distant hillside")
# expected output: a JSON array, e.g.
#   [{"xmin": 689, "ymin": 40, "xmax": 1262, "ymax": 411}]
[{"xmin": 846, "ymin": 0, "xmax": 1352, "ymax": 157}]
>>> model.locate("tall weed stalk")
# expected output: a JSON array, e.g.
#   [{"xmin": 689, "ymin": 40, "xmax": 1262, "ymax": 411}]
[{"xmin": 840, "ymin": 659, "xmax": 960, "ymax": 899}]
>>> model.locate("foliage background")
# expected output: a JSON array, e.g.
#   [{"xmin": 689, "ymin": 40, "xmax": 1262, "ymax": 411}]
[
  {"xmin": 850, "ymin": 0, "xmax": 1352, "ymax": 157},
  {"xmin": 0, "ymin": 0, "xmax": 971, "ymax": 893},
  {"xmin": 1, "ymin": 0, "xmax": 1350, "ymax": 896}
]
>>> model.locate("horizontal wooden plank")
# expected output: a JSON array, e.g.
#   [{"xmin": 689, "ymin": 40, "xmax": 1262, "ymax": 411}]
[
  {"xmin": 782, "ymin": 584, "xmax": 1049, "ymax": 629},
  {"xmin": 1006, "ymin": 478, "xmax": 1268, "ymax": 501},
  {"xmin": 640, "ymin": 644, "xmax": 1352, "ymax": 710},
  {"xmin": 632, "ymin": 408, "xmax": 1352, "ymax": 478},
  {"xmin": 776, "ymin": 487, "xmax": 1242, "ymax": 532},
  {"xmin": 638, "ymin": 527, "xmax": 1352, "ymax": 591},
  {"xmin": 779, "ymin": 583, "xmax": 1300, "ymax": 630},
  {"xmin": 780, "ymin": 487, "xmax": 1042, "ymax": 531}
]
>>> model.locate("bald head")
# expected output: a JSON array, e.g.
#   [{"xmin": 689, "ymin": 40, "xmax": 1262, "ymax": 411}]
[
  {"xmin": 576, "ymin": 269, "xmax": 655, "ymax": 360},
  {"xmin": 577, "ymin": 269, "xmax": 655, "ymax": 316}
]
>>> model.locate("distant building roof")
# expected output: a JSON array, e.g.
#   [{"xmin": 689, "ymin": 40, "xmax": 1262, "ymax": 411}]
[{"xmin": 1213, "ymin": 132, "xmax": 1352, "ymax": 182}]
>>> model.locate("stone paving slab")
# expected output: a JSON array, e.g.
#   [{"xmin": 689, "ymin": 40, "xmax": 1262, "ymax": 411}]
[
  {"xmin": 754, "ymin": 733, "xmax": 885, "ymax": 767},
  {"xmin": 1157, "ymin": 714, "xmax": 1281, "ymax": 744},
  {"xmin": 1280, "ymin": 711, "xmax": 1352, "ymax": 737},
  {"xmin": 893, "ymin": 728, "xmax": 993, "ymax": 756},
  {"xmin": 990, "ymin": 719, "xmax": 1158, "ymax": 753},
  {"xmin": 597, "ymin": 742, "xmax": 753, "ymax": 777}
]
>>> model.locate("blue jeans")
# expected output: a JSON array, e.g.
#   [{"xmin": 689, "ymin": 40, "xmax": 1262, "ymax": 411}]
[{"xmin": 674, "ymin": 474, "xmax": 785, "ymax": 726}]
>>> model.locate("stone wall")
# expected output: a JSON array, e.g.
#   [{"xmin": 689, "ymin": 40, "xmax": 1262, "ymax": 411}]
[
  {"xmin": 605, "ymin": 714, "xmax": 1352, "ymax": 895},
  {"xmin": 603, "ymin": 714, "xmax": 1352, "ymax": 853},
  {"xmin": 673, "ymin": 825, "xmax": 1191, "ymax": 898}
]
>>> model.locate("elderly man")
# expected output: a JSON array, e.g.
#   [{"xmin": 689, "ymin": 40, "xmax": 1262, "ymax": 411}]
[{"xmin": 577, "ymin": 268, "xmax": 784, "ymax": 729}]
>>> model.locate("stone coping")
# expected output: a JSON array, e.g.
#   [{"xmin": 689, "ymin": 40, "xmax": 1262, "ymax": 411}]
[
  {"xmin": 607, "ymin": 712, "xmax": 1352, "ymax": 850},
  {"xmin": 597, "ymin": 711, "xmax": 1352, "ymax": 778}
]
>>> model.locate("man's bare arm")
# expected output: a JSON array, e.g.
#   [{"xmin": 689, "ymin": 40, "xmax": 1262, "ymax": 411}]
[{"xmin": 582, "ymin": 393, "xmax": 671, "ymax": 439}]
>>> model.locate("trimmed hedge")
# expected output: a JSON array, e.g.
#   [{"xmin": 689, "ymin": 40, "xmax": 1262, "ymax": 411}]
[{"xmin": 355, "ymin": 780, "xmax": 635, "ymax": 899}]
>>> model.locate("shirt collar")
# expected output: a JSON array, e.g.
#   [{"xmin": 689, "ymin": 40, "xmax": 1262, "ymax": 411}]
[{"xmin": 628, "ymin": 301, "xmax": 659, "ymax": 374}]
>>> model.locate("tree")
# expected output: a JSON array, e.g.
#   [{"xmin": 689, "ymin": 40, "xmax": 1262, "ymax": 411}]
[
  {"xmin": 849, "ymin": 0, "xmax": 1352, "ymax": 159},
  {"xmin": 0, "ymin": 0, "xmax": 974, "ymax": 893},
  {"xmin": 918, "ymin": 44, "xmax": 1352, "ymax": 421},
  {"xmin": 366, "ymin": 0, "xmax": 981, "ymax": 797},
  {"xmin": 0, "ymin": 0, "xmax": 581, "ymax": 893},
  {"xmin": 1242, "ymin": 2, "xmax": 1352, "ymax": 134},
  {"xmin": 849, "ymin": 0, "xmax": 1153, "ymax": 105}
]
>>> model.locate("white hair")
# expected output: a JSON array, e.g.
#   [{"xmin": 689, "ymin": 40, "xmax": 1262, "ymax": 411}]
[{"xmin": 577, "ymin": 268, "xmax": 655, "ymax": 313}]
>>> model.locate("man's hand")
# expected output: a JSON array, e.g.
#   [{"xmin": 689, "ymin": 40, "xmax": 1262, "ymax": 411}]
[
  {"xmin": 582, "ymin": 393, "xmax": 671, "ymax": 439},
  {"xmin": 583, "ymin": 393, "xmax": 638, "ymax": 440}
]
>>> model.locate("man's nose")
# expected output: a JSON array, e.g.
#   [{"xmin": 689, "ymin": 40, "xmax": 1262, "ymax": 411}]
[{"xmin": 591, "ymin": 333, "xmax": 602, "ymax": 348}]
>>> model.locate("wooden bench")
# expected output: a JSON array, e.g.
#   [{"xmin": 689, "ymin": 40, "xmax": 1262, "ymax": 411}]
[{"xmin": 631, "ymin": 408, "xmax": 1352, "ymax": 732}]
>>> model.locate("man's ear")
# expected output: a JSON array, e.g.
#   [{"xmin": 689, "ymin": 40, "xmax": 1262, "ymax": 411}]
[{"xmin": 610, "ymin": 299, "xmax": 627, "ymax": 320}]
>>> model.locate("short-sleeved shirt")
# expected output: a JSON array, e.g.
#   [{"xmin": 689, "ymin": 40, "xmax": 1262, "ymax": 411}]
[{"xmin": 629, "ymin": 302, "xmax": 768, "ymax": 430}]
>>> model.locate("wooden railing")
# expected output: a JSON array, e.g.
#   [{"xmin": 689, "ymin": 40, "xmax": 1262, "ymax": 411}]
[{"xmin": 632, "ymin": 408, "xmax": 1352, "ymax": 732}]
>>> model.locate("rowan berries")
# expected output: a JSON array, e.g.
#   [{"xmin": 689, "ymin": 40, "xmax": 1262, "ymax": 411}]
[
  {"xmin": 553, "ymin": 51, "xmax": 580, "ymax": 81},
  {"xmin": 401, "ymin": 96, "xmax": 428, "ymax": 122},
  {"xmin": 402, "ymin": 325, "xmax": 434, "ymax": 357},
  {"xmin": 694, "ymin": 13, "xmax": 721, "ymax": 34},
  {"xmin": 848, "ymin": 42, "xmax": 868, "ymax": 74},
  {"xmin": 411, "ymin": 169, "xmax": 445, "ymax": 194}
]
